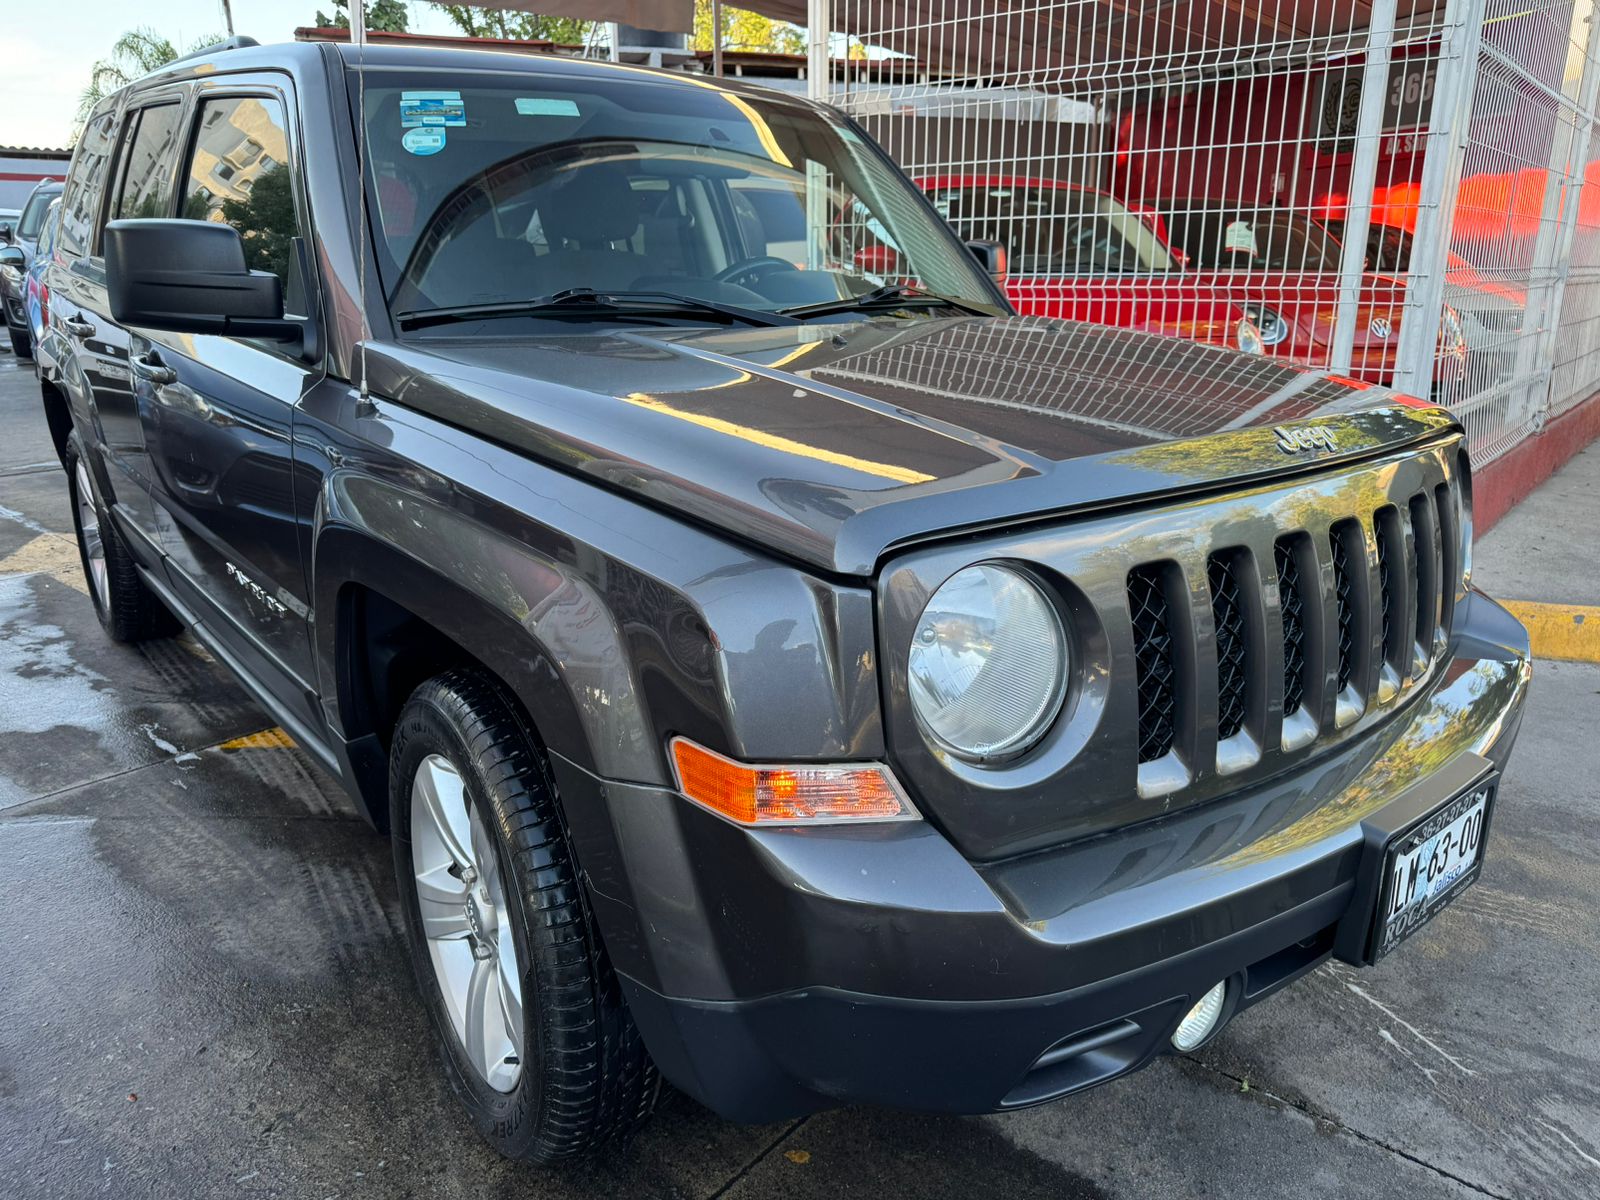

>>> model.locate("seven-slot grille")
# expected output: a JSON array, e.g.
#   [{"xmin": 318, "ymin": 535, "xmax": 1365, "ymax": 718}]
[{"xmin": 1125, "ymin": 476, "xmax": 1460, "ymax": 777}]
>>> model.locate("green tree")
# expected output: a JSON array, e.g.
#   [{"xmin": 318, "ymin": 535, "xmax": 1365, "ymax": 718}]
[
  {"xmin": 692, "ymin": 0, "xmax": 805, "ymax": 54},
  {"xmin": 77, "ymin": 28, "xmax": 221, "ymax": 123},
  {"xmin": 429, "ymin": 5, "xmax": 594, "ymax": 42},
  {"xmin": 315, "ymin": 0, "xmax": 411, "ymax": 32},
  {"xmin": 220, "ymin": 166, "xmax": 299, "ymax": 288}
]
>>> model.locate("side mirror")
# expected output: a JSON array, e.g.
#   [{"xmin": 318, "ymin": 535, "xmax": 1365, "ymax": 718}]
[
  {"xmin": 0, "ymin": 224, "xmax": 13, "ymax": 244},
  {"xmin": 104, "ymin": 218, "xmax": 300, "ymax": 342},
  {"xmin": 965, "ymin": 238, "xmax": 1008, "ymax": 283},
  {"xmin": 853, "ymin": 243, "xmax": 903, "ymax": 276},
  {"xmin": 0, "ymin": 245, "xmax": 23, "ymax": 271}
]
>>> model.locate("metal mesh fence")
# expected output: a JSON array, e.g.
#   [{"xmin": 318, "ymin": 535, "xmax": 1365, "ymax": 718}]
[{"xmin": 804, "ymin": 0, "xmax": 1600, "ymax": 463}]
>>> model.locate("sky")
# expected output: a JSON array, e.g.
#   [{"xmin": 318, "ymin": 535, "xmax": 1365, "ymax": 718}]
[{"xmin": 1, "ymin": 0, "xmax": 461, "ymax": 149}]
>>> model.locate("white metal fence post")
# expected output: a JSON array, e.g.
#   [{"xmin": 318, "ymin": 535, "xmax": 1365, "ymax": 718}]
[
  {"xmin": 1329, "ymin": 0, "xmax": 1398, "ymax": 375},
  {"xmin": 807, "ymin": 0, "xmax": 832, "ymax": 102},
  {"xmin": 1392, "ymin": 0, "xmax": 1489, "ymax": 398}
]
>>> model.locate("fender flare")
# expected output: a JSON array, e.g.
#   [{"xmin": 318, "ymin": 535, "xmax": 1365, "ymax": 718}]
[{"xmin": 310, "ymin": 476, "xmax": 667, "ymax": 792}]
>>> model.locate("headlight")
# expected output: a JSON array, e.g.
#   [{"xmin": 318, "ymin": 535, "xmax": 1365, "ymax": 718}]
[
  {"xmin": 1236, "ymin": 317, "xmax": 1266, "ymax": 355},
  {"xmin": 1242, "ymin": 303, "xmax": 1290, "ymax": 346},
  {"xmin": 0, "ymin": 265, "xmax": 20, "ymax": 288},
  {"xmin": 907, "ymin": 564, "xmax": 1067, "ymax": 760}
]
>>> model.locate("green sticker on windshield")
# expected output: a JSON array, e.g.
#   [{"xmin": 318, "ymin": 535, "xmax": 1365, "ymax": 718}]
[{"xmin": 515, "ymin": 97, "xmax": 581, "ymax": 117}]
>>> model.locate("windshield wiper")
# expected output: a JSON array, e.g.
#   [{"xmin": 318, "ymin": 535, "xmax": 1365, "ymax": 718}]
[
  {"xmin": 779, "ymin": 283, "xmax": 991, "ymax": 320},
  {"xmin": 397, "ymin": 288, "xmax": 798, "ymax": 331}
]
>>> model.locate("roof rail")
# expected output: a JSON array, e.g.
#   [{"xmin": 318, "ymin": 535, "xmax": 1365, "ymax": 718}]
[{"xmin": 166, "ymin": 35, "xmax": 261, "ymax": 68}]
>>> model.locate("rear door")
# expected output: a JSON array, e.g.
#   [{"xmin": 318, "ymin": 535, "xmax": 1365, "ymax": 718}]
[
  {"xmin": 61, "ymin": 93, "xmax": 189, "ymax": 545},
  {"xmin": 136, "ymin": 78, "xmax": 323, "ymax": 728}
]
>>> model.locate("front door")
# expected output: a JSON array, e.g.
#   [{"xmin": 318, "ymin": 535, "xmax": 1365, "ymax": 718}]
[{"xmin": 134, "ymin": 82, "xmax": 323, "ymax": 729}]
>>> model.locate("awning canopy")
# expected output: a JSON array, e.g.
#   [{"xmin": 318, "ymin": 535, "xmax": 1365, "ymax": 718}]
[
  {"xmin": 442, "ymin": 3, "xmax": 1440, "ymax": 75},
  {"xmin": 739, "ymin": 2, "xmax": 1439, "ymax": 85},
  {"xmin": 451, "ymin": 0, "xmax": 696, "ymax": 34}
]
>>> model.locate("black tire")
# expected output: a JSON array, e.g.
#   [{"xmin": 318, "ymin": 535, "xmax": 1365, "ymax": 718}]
[
  {"xmin": 390, "ymin": 670, "xmax": 659, "ymax": 1163},
  {"xmin": 8, "ymin": 326, "xmax": 29, "ymax": 359},
  {"xmin": 64, "ymin": 432, "xmax": 177, "ymax": 642}
]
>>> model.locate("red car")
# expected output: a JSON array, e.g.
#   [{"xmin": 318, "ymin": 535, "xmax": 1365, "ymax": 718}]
[
  {"xmin": 887, "ymin": 176, "xmax": 1268, "ymax": 355},
  {"xmin": 1153, "ymin": 199, "xmax": 1469, "ymax": 388}
]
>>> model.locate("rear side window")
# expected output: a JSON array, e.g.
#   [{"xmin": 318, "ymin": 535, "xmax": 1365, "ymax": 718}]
[
  {"xmin": 59, "ymin": 109, "xmax": 117, "ymax": 258},
  {"xmin": 112, "ymin": 104, "xmax": 184, "ymax": 221},
  {"xmin": 179, "ymin": 96, "xmax": 302, "ymax": 308}
]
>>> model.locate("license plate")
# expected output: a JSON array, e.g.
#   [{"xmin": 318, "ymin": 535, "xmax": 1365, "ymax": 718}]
[{"xmin": 1373, "ymin": 783, "xmax": 1493, "ymax": 960}]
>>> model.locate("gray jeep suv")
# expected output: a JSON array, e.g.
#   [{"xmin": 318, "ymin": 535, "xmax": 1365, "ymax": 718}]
[{"xmin": 36, "ymin": 37, "xmax": 1528, "ymax": 1164}]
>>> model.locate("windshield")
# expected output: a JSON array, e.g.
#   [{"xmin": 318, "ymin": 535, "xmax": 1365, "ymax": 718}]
[
  {"xmin": 923, "ymin": 183, "xmax": 1177, "ymax": 274},
  {"xmin": 354, "ymin": 69, "xmax": 1003, "ymax": 324},
  {"xmin": 16, "ymin": 188, "xmax": 58, "ymax": 241},
  {"xmin": 1163, "ymin": 204, "xmax": 1343, "ymax": 271}
]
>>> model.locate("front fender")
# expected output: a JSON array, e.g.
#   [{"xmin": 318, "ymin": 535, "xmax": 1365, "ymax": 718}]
[{"xmin": 311, "ymin": 475, "xmax": 663, "ymax": 787}]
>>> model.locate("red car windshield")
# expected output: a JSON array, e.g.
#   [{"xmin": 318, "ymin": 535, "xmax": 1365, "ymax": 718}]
[
  {"xmin": 924, "ymin": 184, "xmax": 1178, "ymax": 274},
  {"xmin": 1163, "ymin": 205, "xmax": 1343, "ymax": 272}
]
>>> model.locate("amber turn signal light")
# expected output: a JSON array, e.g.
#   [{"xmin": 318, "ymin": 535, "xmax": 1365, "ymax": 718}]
[{"xmin": 668, "ymin": 737, "xmax": 917, "ymax": 826}]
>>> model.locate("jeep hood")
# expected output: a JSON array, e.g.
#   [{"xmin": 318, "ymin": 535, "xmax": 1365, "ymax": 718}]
[{"xmin": 365, "ymin": 315, "xmax": 1457, "ymax": 576}]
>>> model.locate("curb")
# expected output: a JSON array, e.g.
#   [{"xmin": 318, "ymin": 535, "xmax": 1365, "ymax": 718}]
[
  {"xmin": 1499, "ymin": 600, "xmax": 1600, "ymax": 663},
  {"xmin": 1474, "ymin": 395, "xmax": 1600, "ymax": 536}
]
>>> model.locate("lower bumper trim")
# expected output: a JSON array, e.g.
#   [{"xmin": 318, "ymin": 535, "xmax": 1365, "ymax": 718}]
[{"xmin": 620, "ymin": 878, "xmax": 1350, "ymax": 1123}]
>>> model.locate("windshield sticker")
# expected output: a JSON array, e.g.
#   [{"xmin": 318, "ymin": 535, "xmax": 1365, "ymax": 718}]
[
  {"xmin": 402, "ymin": 127, "xmax": 447, "ymax": 156},
  {"xmin": 400, "ymin": 91, "xmax": 466, "ymax": 127},
  {"xmin": 515, "ymin": 97, "xmax": 581, "ymax": 117},
  {"xmin": 1224, "ymin": 220, "xmax": 1259, "ymax": 256}
]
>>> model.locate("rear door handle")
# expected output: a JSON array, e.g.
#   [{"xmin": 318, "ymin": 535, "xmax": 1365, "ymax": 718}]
[
  {"xmin": 131, "ymin": 352, "xmax": 177, "ymax": 386},
  {"xmin": 62, "ymin": 317, "xmax": 95, "ymax": 340}
]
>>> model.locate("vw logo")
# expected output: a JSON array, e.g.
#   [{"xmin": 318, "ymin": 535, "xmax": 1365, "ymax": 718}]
[{"xmin": 1369, "ymin": 316, "xmax": 1393, "ymax": 339}]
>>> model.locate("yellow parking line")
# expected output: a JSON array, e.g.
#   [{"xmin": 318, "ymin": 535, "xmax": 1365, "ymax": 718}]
[
  {"xmin": 219, "ymin": 727, "xmax": 297, "ymax": 751},
  {"xmin": 1500, "ymin": 601, "xmax": 1600, "ymax": 663},
  {"xmin": 0, "ymin": 533, "xmax": 88, "ymax": 595}
]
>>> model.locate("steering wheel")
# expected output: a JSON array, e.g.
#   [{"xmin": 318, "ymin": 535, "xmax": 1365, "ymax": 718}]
[{"xmin": 712, "ymin": 256, "xmax": 796, "ymax": 288}]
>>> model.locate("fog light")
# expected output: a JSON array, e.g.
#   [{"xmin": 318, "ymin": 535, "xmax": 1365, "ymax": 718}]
[{"xmin": 1172, "ymin": 982, "xmax": 1227, "ymax": 1051}]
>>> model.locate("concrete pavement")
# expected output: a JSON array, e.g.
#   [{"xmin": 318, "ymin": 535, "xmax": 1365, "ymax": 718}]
[{"xmin": 1, "ymin": 347, "xmax": 1596, "ymax": 1199}]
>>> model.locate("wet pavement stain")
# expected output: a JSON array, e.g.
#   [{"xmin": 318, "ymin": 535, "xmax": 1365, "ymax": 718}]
[{"xmin": 0, "ymin": 573, "xmax": 269, "ymax": 808}]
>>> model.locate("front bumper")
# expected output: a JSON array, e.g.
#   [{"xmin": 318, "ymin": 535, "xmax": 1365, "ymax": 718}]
[{"xmin": 553, "ymin": 589, "xmax": 1529, "ymax": 1122}]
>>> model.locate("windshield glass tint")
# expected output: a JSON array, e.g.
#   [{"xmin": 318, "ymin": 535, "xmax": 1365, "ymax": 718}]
[
  {"xmin": 1164, "ymin": 206, "xmax": 1342, "ymax": 271},
  {"xmin": 925, "ymin": 184, "xmax": 1176, "ymax": 274},
  {"xmin": 17, "ymin": 189, "xmax": 57, "ymax": 241},
  {"xmin": 355, "ymin": 69, "xmax": 999, "ymax": 320}
]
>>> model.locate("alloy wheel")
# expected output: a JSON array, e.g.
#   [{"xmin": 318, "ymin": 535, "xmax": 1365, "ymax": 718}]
[
  {"xmin": 73, "ymin": 459, "xmax": 110, "ymax": 612},
  {"xmin": 410, "ymin": 753, "xmax": 525, "ymax": 1092}
]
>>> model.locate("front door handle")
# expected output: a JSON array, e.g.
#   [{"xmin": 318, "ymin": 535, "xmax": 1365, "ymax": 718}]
[
  {"xmin": 62, "ymin": 316, "xmax": 95, "ymax": 340},
  {"xmin": 131, "ymin": 352, "xmax": 177, "ymax": 387}
]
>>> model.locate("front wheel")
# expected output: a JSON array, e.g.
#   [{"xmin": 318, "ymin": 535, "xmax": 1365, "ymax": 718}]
[
  {"xmin": 8, "ymin": 326, "xmax": 29, "ymax": 359},
  {"xmin": 390, "ymin": 670, "xmax": 659, "ymax": 1162}
]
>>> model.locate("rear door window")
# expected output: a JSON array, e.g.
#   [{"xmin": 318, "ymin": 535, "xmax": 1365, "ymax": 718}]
[
  {"xmin": 58, "ymin": 108, "xmax": 118, "ymax": 258},
  {"xmin": 111, "ymin": 104, "xmax": 185, "ymax": 222}
]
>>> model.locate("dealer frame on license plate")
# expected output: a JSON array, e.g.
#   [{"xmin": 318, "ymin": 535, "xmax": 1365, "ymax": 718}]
[{"xmin": 1371, "ymin": 779, "xmax": 1496, "ymax": 961}]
